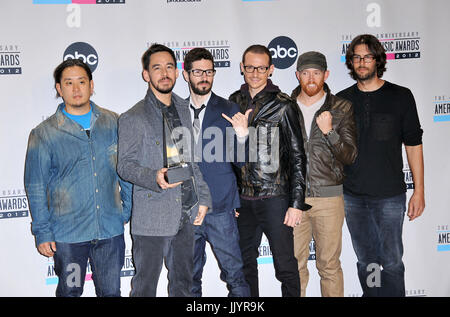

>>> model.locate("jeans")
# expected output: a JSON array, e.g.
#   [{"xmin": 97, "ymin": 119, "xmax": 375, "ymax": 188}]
[
  {"xmin": 130, "ymin": 216, "xmax": 194, "ymax": 297},
  {"xmin": 293, "ymin": 196, "xmax": 345, "ymax": 297},
  {"xmin": 192, "ymin": 210, "xmax": 250, "ymax": 297},
  {"xmin": 237, "ymin": 196, "xmax": 300, "ymax": 297},
  {"xmin": 344, "ymin": 192, "xmax": 406, "ymax": 297},
  {"xmin": 53, "ymin": 234, "xmax": 125, "ymax": 297}
]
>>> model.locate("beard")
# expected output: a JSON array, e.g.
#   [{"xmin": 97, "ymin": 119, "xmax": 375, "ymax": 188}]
[
  {"xmin": 354, "ymin": 66, "xmax": 377, "ymax": 81},
  {"xmin": 301, "ymin": 80, "xmax": 324, "ymax": 97},
  {"xmin": 151, "ymin": 77, "xmax": 175, "ymax": 94},
  {"xmin": 190, "ymin": 80, "xmax": 212, "ymax": 96}
]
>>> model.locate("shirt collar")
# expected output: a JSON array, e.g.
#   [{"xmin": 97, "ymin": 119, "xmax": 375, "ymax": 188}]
[{"xmin": 189, "ymin": 92, "xmax": 212, "ymax": 109}]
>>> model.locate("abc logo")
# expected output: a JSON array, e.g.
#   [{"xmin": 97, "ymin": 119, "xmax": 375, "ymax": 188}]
[
  {"xmin": 268, "ymin": 36, "xmax": 298, "ymax": 69},
  {"xmin": 63, "ymin": 42, "xmax": 99, "ymax": 72}
]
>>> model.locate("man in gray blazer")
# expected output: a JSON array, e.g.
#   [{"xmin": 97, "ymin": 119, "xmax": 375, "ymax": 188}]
[{"xmin": 117, "ymin": 44, "xmax": 212, "ymax": 297}]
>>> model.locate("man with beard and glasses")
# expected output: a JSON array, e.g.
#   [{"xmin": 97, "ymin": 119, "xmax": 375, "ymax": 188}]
[
  {"xmin": 117, "ymin": 44, "xmax": 212, "ymax": 297},
  {"xmin": 337, "ymin": 34, "xmax": 425, "ymax": 297},
  {"xmin": 182, "ymin": 47, "xmax": 250, "ymax": 297},
  {"xmin": 290, "ymin": 51, "xmax": 357, "ymax": 297}
]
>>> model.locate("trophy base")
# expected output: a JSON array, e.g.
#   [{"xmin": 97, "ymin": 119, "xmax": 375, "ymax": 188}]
[{"xmin": 165, "ymin": 164, "xmax": 192, "ymax": 184}]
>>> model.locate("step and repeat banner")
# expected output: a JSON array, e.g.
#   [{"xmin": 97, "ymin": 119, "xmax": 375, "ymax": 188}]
[{"xmin": 1, "ymin": 0, "xmax": 449, "ymax": 297}]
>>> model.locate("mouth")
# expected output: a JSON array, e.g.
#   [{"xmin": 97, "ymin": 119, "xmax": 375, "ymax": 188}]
[{"xmin": 159, "ymin": 77, "xmax": 172, "ymax": 84}]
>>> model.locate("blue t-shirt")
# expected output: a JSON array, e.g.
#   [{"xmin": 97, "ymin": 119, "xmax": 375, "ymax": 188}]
[{"xmin": 62, "ymin": 106, "xmax": 92, "ymax": 130}]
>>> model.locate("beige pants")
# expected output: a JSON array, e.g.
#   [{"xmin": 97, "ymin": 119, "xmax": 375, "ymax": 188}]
[{"xmin": 293, "ymin": 196, "xmax": 345, "ymax": 297}]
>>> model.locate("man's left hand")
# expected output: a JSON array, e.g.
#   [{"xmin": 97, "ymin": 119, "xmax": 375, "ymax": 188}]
[
  {"xmin": 222, "ymin": 109, "xmax": 252, "ymax": 138},
  {"xmin": 408, "ymin": 191, "xmax": 425, "ymax": 221},
  {"xmin": 284, "ymin": 207, "xmax": 303, "ymax": 228},
  {"xmin": 194, "ymin": 205, "xmax": 208, "ymax": 226},
  {"xmin": 316, "ymin": 111, "xmax": 333, "ymax": 135}
]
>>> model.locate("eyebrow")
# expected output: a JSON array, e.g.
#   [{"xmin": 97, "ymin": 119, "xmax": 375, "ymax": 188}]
[
  {"xmin": 151, "ymin": 62, "xmax": 175, "ymax": 68},
  {"xmin": 62, "ymin": 76, "xmax": 89, "ymax": 81}
]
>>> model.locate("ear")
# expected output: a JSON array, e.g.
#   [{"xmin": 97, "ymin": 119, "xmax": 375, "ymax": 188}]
[
  {"xmin": 142, "ymin": 69, "xmax": 150, "ymax": 83},
  {"xmin": 89, "ymin": 80, "xmax": 94, "ymax": 96},
  {"xmin": 240, "ymin": 62, "xmax": 245, "ymax": 75},
  {"xmin": 55, "ymin": 83, "xmax": 62, "ymax": 98},
  {"xmin": 268, "ymin": 64, "xmax": 275, "ymax": 77},
  {"xmin": 175, "ymin": 67, "xmax": 179, "ymax": 79},
  {"xmin": 324, "ymin": 70, "xmax": 330, "ymax": 81},
  {"xmin": 295, "ymin": 71, "xmax": 301, "ymax": 82},
  {"xmin": 182, "ymin": 70, "xmax": 189, "ymax": 82}
]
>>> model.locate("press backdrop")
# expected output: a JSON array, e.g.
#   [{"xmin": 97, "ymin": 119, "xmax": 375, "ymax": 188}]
[{"xmin": 1, "ymin": 0, "xmax": 449, "ymax": 297}]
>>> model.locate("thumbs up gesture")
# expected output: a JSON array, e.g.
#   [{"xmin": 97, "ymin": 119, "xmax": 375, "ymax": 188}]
[{"xmin": 222, "ymin": 109, "xmax": 252, "ymax": 138}]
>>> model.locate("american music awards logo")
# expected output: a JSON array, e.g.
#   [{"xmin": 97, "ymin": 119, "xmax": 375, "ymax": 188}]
[
  {"xmin": 257, "ymin": 235, "xmax": 273, "ymax": 264},
  {"xmin": 403, "ymin": 163, "xmax": 414, "ymax": 190},
  {"xmin": 0, "ymin": 189, "xmax": 28, "ymax": 220},
  {"xmin": 257, "ymin": 236, "xmax": 316, "ymax": 264},
  {"xmin": 340, "ymin": 31, "xmax": 421, "ymax": 63},
  {"xmin": 0, "ymin": 45, "xmax": 22, "ymax": 76},
  {"xmin": 433, "ymin": 94, "xmax": 450, "ymax": 123},
  {"xmin": 437, "ymin": 224, "xmax": 450, "ymax": 252},
  {"xmin": 33, "ymin": 0, "xmax": 125, "ymax": 4},
  {"xmin": 45, "ymin": 249, "xmax": 134, "ymax": 286},
  {"xmin": 155, "ymin": 40, "xmax": 231, "ymax": 70}
]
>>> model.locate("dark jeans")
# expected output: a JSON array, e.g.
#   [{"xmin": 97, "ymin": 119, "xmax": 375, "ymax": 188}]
[
  {"xmin": 53, "ymin": 234, "xmax": 125, "ymax": 297},
  {"xmin": 237, "ymin": 196, "xmax": 300, "ymax": 297},
  {"xmin": 193, "ymin": 210, "xmax": 250, "ymax": 297},
  {"xmin": 130, "ymin": 218, "xmax": 194, "ymax": 297},
  {"xmin": 344, "ymin": 192, "xmax": 406, "ymax": 297}
]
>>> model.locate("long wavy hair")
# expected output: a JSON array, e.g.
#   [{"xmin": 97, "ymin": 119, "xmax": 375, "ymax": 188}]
[{"xmin": 345, "ymin": 34, "xmax": 387, "ymax": 79}]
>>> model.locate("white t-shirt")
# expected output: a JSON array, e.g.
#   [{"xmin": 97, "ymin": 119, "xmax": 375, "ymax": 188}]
[{"xmin": 297, "ymin": 93, "xmax": 326, "ymax": 139}]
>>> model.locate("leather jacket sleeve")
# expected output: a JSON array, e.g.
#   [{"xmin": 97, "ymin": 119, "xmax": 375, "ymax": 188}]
[
  {"xmin": 324, "ymin": 100, "xmax": 357, "ymax": 166},
  {"xmin": 280, "ymin": 101, "xmax": 311, "ymax": 211}
]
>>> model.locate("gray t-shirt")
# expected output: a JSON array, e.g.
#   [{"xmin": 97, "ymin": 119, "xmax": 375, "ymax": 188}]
[{"xmin": 297, "ymin": 93, "xmax": 326, "ymax": 139}]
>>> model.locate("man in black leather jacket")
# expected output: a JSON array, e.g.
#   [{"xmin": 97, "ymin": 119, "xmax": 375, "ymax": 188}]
[
  {"xmin": 290, "ymin": 51, "xmax": 357, "ymax": 297},
  {"xmin": 229, "ymin": 44, "xmax": 310, "ymax": 297}
]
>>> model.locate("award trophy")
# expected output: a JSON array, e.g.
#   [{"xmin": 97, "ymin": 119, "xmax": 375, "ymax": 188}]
[{"xmin": 163, "ymin": 114, "xmax": 193, "ymax": 184}]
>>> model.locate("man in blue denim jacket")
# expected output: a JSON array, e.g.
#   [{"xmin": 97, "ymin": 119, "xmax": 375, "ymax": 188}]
[{"xmin": 24, "ymin": 59, "xmax": 132, "ymax": 297}]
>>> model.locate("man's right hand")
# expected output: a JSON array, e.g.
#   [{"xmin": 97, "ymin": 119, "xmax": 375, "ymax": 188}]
[
  {"xmin": 38, "ymin": 241, "xmax": 56, "ymax": 257},
  {"xmin": 156, "ymin": 168, "xmax": 182, "ymax": 190}
]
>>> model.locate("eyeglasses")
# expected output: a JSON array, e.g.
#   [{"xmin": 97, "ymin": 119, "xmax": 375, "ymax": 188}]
[
  {"xmin": 189, "ymin": 69, "xmax": 216, "ymax": 77},
  {"xmin": 351, "ymin": 54, "xmax": 375, "ymax": 63},
  {"xmin": 243, "ymin": 65, "xmax": 270, "ymax": 74}
]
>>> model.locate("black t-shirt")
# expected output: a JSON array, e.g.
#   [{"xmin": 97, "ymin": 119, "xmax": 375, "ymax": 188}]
[{"xmin": 336, "ymin": 81, "xmax": 423, "ymax": 198}]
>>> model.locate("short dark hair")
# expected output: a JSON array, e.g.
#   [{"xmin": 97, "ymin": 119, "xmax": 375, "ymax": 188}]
[
  {"xmin": 242, "ymin": 44, "xmax": 272, "ymax": 66},
  {"xmin": 53, "ymin": 59, "xmax": 92, "ymax": 98},
  {"xmin": 345, "ymin": 34, "xmax": 387, "ymax": 79},
  {"xmin": 142, "ymin": 43, "xmax": 177, "ymax": 70},
  {"xmin": 183, "ymin": 47, "xmax": 214, "ymax": 72}
]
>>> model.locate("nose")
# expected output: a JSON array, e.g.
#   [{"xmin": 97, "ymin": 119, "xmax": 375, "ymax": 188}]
[{"xmin": 73, "ymin": 82, "xmax": 80, "ymax": 92}]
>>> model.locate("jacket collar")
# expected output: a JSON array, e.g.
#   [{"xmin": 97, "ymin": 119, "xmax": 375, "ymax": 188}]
[
  {"xmin": 55, "ymin": 101, "xmax": 100, "ymax": 131},
  {"xmin": 240, "ymin": 79, "xmax": 281, "ymax": 100},
  {"xmin": 143, "ymin": 87, "xmax": 188, "ymax": 115}
]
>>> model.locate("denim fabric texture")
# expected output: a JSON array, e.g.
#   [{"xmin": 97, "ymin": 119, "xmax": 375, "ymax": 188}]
[
  {"xmin": 24, "ymin": 102, "xmax": 132, "ymax": 246},
  {"xmin": 192, "ymin": 210, "xmax": 250, "ymax": 297},
  {"xmin": 344, "ymin": 192, "xmax": 406, "ymax": 297},
  {"xmin": 53, "ymin": 234, "xmax": 125, "ymax": 297}
]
